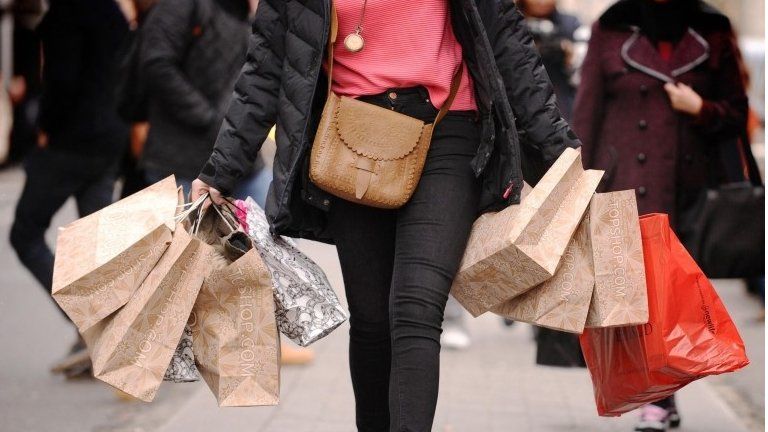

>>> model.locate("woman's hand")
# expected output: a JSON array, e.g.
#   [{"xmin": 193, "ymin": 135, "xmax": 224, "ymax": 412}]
[
  {"xmin": 664, "ymin": 82, "xmax": 703, "ymax": 116},
  {"xmin": 191, "ymin": 178, "xmax": 225, "ymax": 206}
]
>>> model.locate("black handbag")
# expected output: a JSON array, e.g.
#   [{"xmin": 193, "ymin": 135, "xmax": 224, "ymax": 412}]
[{"xmin": 678, "ymin": 137, "xmax": 764, "ymax": 278}]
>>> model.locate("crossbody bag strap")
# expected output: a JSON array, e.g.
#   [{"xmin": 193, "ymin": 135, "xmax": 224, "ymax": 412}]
[
  {"xmin": 326, "ymin": 2, "xmax": 338, "ymax": 98},
  {"xmin": 434, "ymin": 66, "xmax": 463, "ymax": 125},
  {"xmin": 326, "ymin": 1, "xmax": 463, "ymax": 124}
]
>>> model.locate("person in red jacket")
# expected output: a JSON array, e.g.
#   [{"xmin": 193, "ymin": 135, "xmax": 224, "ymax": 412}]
[{"xmin": 572, "ymin": 1, "xmax": 749, "ymax": 431}]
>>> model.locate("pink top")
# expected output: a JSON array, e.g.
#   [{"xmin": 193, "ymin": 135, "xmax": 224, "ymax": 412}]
[{"xmin": 329, "ymin": 0, "xmax": 477, "ymax": 111}]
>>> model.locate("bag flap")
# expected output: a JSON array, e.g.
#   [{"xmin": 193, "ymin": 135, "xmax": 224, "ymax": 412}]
[{"xmin": 335, "ymin": 96, "xmax": 425, "ymax": 161}]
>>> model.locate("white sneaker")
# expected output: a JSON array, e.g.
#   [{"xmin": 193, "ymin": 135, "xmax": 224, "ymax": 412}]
[
  {"xmin": 442, "ymin": 325, "xmax": 471, "ymax": 350},
  {"xmin": 634, "ymin": 404, "xmax": 672, "ymax": 432}
]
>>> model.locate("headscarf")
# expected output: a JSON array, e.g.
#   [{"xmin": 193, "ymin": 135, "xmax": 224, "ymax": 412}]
[{"xmin": 634, "ymin": 0, "xmax": 701, "ymax": 42}]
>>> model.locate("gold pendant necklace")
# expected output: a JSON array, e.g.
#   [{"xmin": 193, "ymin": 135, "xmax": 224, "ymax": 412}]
[
  {"xmin": 344, "ymin": 0, "xmax": 368, "ymax": 53},
  {"xmin": 344, "ymin": 27, "xmax": 365, "ymax": 52}
]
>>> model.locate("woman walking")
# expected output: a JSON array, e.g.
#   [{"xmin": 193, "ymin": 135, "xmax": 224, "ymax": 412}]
[
  {"xmin": 192, "ymin": 0, "xmax": 578, "ymax": 430},
  {"xmin": 572, "ymin": 1, "xmax": 750, "ymax": 431}
]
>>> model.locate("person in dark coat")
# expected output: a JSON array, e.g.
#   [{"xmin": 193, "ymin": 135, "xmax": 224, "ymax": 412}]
[
  {"xmin": 137, "ymin": 0, "xmax": 251, "ymax": 192},
  {"xmin": 573, "ymin": 0, "xmax": 748, "ymax": 224},
  {"xmin": 518, "ymin": 0, "xmax": 581, "ymax": 119},
  {"xmin": 9, "ymin": 0, "xmax": 130, "ymax": 376},
  {"xmin": 192, "ymin": 0, "xmax": 578, "ymax": 430},
  {"xmin": 572, "ymin": 1, "xmax": 748, "ymax": 431}
]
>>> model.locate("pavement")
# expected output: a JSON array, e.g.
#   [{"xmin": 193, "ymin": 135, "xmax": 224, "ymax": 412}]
[{"xmin": 0, "ymin": 166, "xmax": 764, "ymax": 432}]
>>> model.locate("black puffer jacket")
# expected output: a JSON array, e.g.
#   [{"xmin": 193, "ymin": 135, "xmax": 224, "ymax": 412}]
[
  {"xmin": 139, "ymin": 0, "xmax": 250, "ymax": 180},
  {"xmin": 199, "ymin": 0, "xmax": 580, "ymax": 241}
]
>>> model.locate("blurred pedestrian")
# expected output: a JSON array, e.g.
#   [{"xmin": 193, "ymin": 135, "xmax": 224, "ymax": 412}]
[
  {"xmin": 730, "ymin": 41, "xmax": 765, "ymax": 318},
  {"xmin": 6, "ymin": 3, "xmax": 46, "ymax": 165},
  {"xmin": 191, "ymin": 0, "xmax": 579, "ymax": 429},
  {"xmin": 137, "ymin": 0, "xmax": 251, "ymax": 194},
  {"xmin": 114, "ymin": 0, "xmax": 157, "ymax": 198},
  {"xmin": 441, "ymin": 296, "xmax": 471, "ymax": 350},
  {"xmin": 9, "ymin": 0, "xmax": 130, "ymax": 377},
  {"xmin": 573, "ymin": 1, "xmax": 750, "ymax": 430},
  {"xmin": 233, "ymin": 153, "xmax": 273, "ymax": 208},
  {"xmin": 518, "ymin": 0, "xmax": 581, "ymax": 119}
]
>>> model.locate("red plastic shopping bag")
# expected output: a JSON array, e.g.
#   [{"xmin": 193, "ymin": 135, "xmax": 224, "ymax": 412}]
[{"xmin": 580, "ymin": 213, "xmax": 749, "ymax": 416}]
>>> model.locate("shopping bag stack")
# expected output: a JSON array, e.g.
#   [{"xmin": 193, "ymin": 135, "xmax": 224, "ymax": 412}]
[
  {"xmin": 451, "ymin": 148, "xmax": 749, "ymax": 416},
  {"xmin": 490, "ymin": 189, "xmax": 649, "ymax": 334},
  {"xmin": 54, "ymin": 176, "xmax": 208, "ymax": 400},
  {"xmin": 490, "ymin": 211, "xmax": 595, "ymax": 332},
  {"xmin": 83, "ymin": 225, "xmax": 211, "ymax": 401},
  {"xmin": 451, "ymin": 148, "xmax": 604, "ymax": 317},
  {"xmin": 52, "ymin": 176, "xmax": 347, "ymax": 405}
]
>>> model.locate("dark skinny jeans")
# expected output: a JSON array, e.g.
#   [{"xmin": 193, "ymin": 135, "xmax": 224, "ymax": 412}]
[{"xmin": 328, "ymin": 87, "xmax": 481, "ymax": 432}]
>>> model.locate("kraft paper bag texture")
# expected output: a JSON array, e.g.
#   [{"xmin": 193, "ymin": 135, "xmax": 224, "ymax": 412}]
[
  {"xmin": 491, "ymin": 212, "xmax": 595, "ymax": 333},
  {"xmin": 189, "ymin": 206, "xmax": 280, "ymax": 406},
  {"xmin": 190, "ymin": 250, "xmax": 280, "ymax": 406},
  {"xmin": 451, "ymin": 148, "xmax": 604, "ymax": 316},
  {"xmin": 585, "ymin": 190, "xmax": 649, "ymax": 327},
  {"xmin": 52, "ymin": 175, "xmax": 178, "ymax": 332},
  {"xmin": 84, "ymin": 225, "xmax": 213, "ymax": 402},
  {"xmin": 239, "ymin": 197, "xmax": 348, "ymax": 347}
]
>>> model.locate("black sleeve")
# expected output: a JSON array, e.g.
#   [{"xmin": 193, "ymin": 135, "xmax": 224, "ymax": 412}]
[
  {"xmin": 493, "ymin": 0, "xmax": 581, "ymax": 165},
  {"xmin": 139, "ymin": 0, "xmax": 217, "ymax": 128},
  {"xmin": 38, "ymin": 1, "xmax": 84, "ymax": 134},
  {"xmin": 197, "ymin": 1, "xmax": 283, "ymax": 193}
]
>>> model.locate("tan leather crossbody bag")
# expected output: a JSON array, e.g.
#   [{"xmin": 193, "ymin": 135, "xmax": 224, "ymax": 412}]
[{"xmin": 309, "ymin": 4, "xmax": 463, "ymax": 209}]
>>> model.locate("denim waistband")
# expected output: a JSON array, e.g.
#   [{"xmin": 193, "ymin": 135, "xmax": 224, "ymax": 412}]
[{"xmin": 357, "ymin": 86, "xmax": 478, "ymax": 124}]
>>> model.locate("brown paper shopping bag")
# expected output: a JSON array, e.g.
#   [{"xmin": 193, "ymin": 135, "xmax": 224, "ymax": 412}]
[
  {"xmin": 52, "ymin": 176, "xmax": 178, "ymax": 331},
  {"xmin": 451, "ymin": 148, "xmax": 604, "ymax": 316},
  {"xmin": 584, "ymin": 190, "xmax": 648, "ymax": 327},
  {"xmin": 84, "ymin": 225, "xmax": 213, "ymax": 402},
  {"xmin": 189, "ymin": 206, "xmax": 280, "ymax": 406},
  {"xmin": 191, "ymin": 248, "xmax": 280, "ymax": 407},
  {"xmin": 491, "ymin": 213, "xmax": 595, "ymax": 333}
]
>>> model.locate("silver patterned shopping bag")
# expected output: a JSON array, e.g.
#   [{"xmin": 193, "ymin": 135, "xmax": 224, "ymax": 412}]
[
  {"xmin": 236, "ymin": 197, "xmax": 348, "ymax": 347},
  {"xmin": 163, "ymin": 325, "xmax": 200, "ymax": 383}
]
